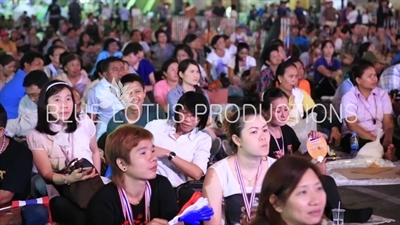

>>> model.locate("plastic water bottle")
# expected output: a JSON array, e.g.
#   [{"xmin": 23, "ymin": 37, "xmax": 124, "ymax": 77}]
[{"xmin": 350, "ymin": 132, "xmax": 359, "ymax": 158}]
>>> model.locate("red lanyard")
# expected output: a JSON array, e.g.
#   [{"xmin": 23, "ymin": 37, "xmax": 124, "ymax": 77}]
[
  {"xmin": 118, "ymin": 181, "xmax": 152, "ymax": 225},
  {"xmin": 234, "ymin": 156, "xmax": 262, "ymax": 222}
]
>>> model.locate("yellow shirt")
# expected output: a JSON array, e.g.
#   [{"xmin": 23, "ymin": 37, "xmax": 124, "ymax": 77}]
[
  {"xmin": 287, "ymin": 89, "xmax": 315, "ymax": 126},
  {"xmin": 0, "ymin": 40, "xmax": 17, "ymax": 55}
]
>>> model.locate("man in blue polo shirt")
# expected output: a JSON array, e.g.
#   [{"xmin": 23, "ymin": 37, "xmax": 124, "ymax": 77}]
[{"xmin": 0, "ymin": 52, "xmax": 44, "ymax": 119}]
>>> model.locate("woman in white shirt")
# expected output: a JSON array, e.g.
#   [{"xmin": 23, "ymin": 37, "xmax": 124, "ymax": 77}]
[
  {"xmin": 347, "ymin": 6, "xmax": 359, "ymax": 24},
  {"xmin": 203, "ymin": 108, "xmax": 275, "ymax": 225},
  {"xmin": 227, "ymin": 42, "xmax": 257, "ymax": 97},
  {"xmin": 206, "ymin": 35, "xmax": 232, "ymax": 81}
]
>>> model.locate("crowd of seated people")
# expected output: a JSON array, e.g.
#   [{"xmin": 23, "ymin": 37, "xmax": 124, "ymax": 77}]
[{"xmin": 2, "ymin": 4, "xmax": 400, "ymax": 224}]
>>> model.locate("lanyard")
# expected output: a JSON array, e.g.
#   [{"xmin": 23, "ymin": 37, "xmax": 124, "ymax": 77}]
[
  {"xmin": 269, "ymin": 128, "xmax": 285, "ymax": 158},
  {"xmin": 59, "ymin": 133, "xmax": 74, "ymax": 165},
  {"xmin": 358, "ymin": 92, "xmax": 377, "ymax": 124},
  {"xmin": 118, "ymin": 181, "xmax": 152, "ymax": 225},
  {"xmin": 49, "ymin": 64, "xmax": 58, "ymax": 78},
  {"xmin": 234, "ymin": 156, "xmax": 262, "ymax": 222}
]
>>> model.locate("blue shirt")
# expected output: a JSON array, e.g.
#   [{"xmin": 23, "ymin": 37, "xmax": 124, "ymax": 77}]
[
  {"xmin": 313, "ymin": 57, "xmax": 341, "ymax": 84},
  {"xmin": 166, "ymin": 85, "xmax": 210, "ymax": 118},
  {"xmin": 133, "ymin": 59, "xmax": 155, "ymax": 86},
  {"xmin": 0, "ymin": 69, "xmax": 27, "ymax": 119},
  {"xmin": 91, "ymin": 51, "xmax": 123, "ymax": 75}
]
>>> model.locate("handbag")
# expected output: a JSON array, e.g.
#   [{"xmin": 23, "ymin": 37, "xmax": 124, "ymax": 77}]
[
  {"xmin": 0, "ymin": 208, "xmax": 22, "ymax": 225},
  {"xmin": 60, "ymin": 158, "xmax": 104, "ymax": 209},
  {"xmin": 175, "ymin": 180, "xmax": 204, "ymax": 209}
]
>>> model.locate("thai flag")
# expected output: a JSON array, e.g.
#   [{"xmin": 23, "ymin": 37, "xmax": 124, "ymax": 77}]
[
  {"xmin": 309, "ymin": 138, "xmax": 321, "ymax": 144},
  {"xmin": 11, "ymin": 196, "xmax": 49, "ymax": 208},
  {"xmin": 0, "ymin": 197, "xmax": 52, "ymax": 223}
]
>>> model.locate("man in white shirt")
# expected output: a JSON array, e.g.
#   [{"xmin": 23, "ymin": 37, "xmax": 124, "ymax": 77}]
[
  {"xmin": 119, "ymin": 3, "xmax": 130, "ymax": 33},
  {"xmin": 101, "ymin": 4, "xmax": 112, "ymax": 20},
  {"xmin": 145, "ymin": 92, "xmax": 211, "ymax": 187},
  {"xmin": 6, "ymin": 70, "xmax": 49, "ymax": 137},
  {"xmin": 347, "ymin": 5, "xmax": 359, "ymax": 24},
  {"xmin": 85, "ymin": 57, "xmax": 126, "ymax": 140}
]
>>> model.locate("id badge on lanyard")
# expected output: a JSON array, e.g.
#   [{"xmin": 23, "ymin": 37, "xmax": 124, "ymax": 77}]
[
  {"xmin": 234, "ymin": 156, "xmax": 262, "ymax": 222},
  {"xmin": 118, "ymin": 181, "xmax": 152, "ymax": 225}
]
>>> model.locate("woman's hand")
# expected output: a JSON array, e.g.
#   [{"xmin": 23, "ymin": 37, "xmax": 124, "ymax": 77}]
[
  {"xmin": 147, "ymin": 218, "xmax": 169, "ymax": 225},
  {"xmin": 308, "ymin": 131, "xmax": 324, "ymax": 139},
  {"xmin": 68, "ymin": 168, "xmax": 98, "ymax": 183}
]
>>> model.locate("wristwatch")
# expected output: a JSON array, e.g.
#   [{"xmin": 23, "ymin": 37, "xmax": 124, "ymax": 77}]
[{"xmin": 168, "ymin": 152, "xmax": 176, "ymax": 161}]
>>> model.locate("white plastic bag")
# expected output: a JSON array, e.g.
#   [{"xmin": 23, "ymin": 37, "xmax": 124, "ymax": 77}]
[
  {"xmin": 356, "ymin": 129, "xmax": 384, "ymax": 160},
  {"xmin": 292, "ymin": 113, "xmax": 318, "ymax": 152}
]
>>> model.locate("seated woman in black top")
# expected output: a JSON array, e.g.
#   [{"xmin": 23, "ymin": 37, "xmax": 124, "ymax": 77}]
[
  {"xmin": 86, "ymin": 125, "xmax": 179, "ymax": 225},
  {"xmin": 260, "ymin": 88, "xmax": 373, "ymax": 223}
]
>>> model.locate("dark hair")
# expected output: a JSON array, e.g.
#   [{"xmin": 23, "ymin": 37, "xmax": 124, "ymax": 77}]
[
  {"xmin": 349, "ymin": 60, "xmax": 375, "ymax": 85},
  {"xmin": 211, "ymin": 35, "xmax": 224, "ymax": 49},
  {"xmin": 61, "ymin": 53, "xmax": 82, "ymax": 72},
  {"xmin": 130, "ymin": 29, "xmax": 140, "ymax": 38},
  {"xmin": 46, "ymin": 45, "xmax": 65, "ymax": 65},
  {"xmin": 275, "ymin": 60, "xmax": 296, "ymax": 78},
  {"xmin": 234, "ymin": 43, "xmax": 250, "ymax": 75},
  {"xmin": 271, "ymin": 39, "xmax": 284, "ymax": 48},
  {"xmin": 20, "ymin": 52, "xmax": 44, "ymax": 70},
  {"xmin": 0, "ymin": 104, "xmax": 6, "ymax": 128},
  {"xmin": 173, "ymin": 92, "xmax": 209, "ymax": 130},
  {"xmin": 122, "ymin": 42, "xmax": 143, "ymax": 56},
  {"xmin": 162, "ymin": 58, "xmax": 178, "ymax": 73},
  {"xmin": 261, "ymin": 87, "xmax": 289, "ymax": 110},
  {"xmin": 173, "ymin": 44, "xmax": 193, "ymax": 60},
  {"xmin": 270, "ymin": 60, "xmax": 296, "ymax": 88},
  {"xmin": 222, "ymin": 107, "xmax": 261, "ymax": 153},
  {"xmin": 93, "ymin": 59, "xmax": 106, "ymax": 80},
  {"xmin": 321, "ymin": 40, "xmax": 334, "ymax": 57},
  {"xmin": 349, "ymin": 23, "xmax": 360, "ymax": 34},
  {"xmin": 286, "ymin": 57, "xmax": 303, "ymax": 66},
  {"xmin": 120, "ymin": 73, "xmax": 145, "ymax": 89},
  {"xmin": 66, "ymin": 27, "xmax": 74, "ymax": 35},
  {"xmin": 103, "ymin": 57, "xmax": 123, "ymax": 72},
  {"xmin": 36, "ymin": 80, "xmax": 78, "ymax": 135},
  {"xmin": 155, "ymin": 29, "xmax": 167, "ymax": 41},
  {"xmin": 251, "ymin": 156, "xmax": 323, "ymax": 225},
  {"xmin": 182, "ymin": 34, "xmax": 198, "ymax": 45},
  {"xmin": 356, "ymin": 42, "xmax": 373, "ymax": 60},
  {"xmin": 262, "ymin": 45, "xmax": 279, "ymax": 65},
  {"xmin": 178, "ymin": 59, "xmax": 203, "ymax": 94},
  {"xmin": 103, "ymin": 38, "xmax": 119, "ymax": 51},
  {"xmin": 52, "ymin": 39, "xmax": 64, "ymax": 46},
  {"xmin": 59, "ymin": 51, "xmax": 70, "ymax": 67},
  {"xmin": 0, "ymin": 54, "xmax": 14, "ymax": 67},
  {"xmin": 23, "ymin": 70, "xmax": 50, "ymax": 89}
]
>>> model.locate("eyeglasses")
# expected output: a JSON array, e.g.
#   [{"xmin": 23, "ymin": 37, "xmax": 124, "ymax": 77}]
[{"xmin": 27, "ymin": 93, "xmax": 40, "ymax": 99}]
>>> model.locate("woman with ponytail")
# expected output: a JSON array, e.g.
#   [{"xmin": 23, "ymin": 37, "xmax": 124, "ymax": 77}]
[
  {"xmin": 166, "ymin": 59, "xmax": 209, "ymax": 118},
  {"xmin": 203, "ymin": 107, "xmax": 275, "ymax": 225}
]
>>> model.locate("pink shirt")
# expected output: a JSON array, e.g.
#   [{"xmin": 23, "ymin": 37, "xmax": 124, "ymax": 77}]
[
  {"xmin": 26, "ymin": 114, "xmax": 96, "ymax": 171},
  {"xmin": 341, "ymin": 86, "xmax": 393, "ymax": 136},
  {"xmin": 54, "ymin": 70, "xmax": 91, "ymax": 97},
  {"xmin": 153, "ymin": 80, "xmax": 172, "ymax": 104}
]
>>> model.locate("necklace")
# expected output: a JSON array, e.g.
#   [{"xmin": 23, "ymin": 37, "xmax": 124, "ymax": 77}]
[{"xmin": 0, "ymin": 135, "xmax": 6, "ymax": 155}]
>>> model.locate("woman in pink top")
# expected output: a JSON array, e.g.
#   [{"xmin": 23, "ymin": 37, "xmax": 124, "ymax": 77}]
[
  {"xmin": 153, "ymin": 58, "xmax": 179, "ymax": 112},
  {"xmin": 26, "ymin": 80, "xmax": 101, "ymax": 225},
  {"xmin": 54, "ymin": 53, "xmax": 91, "ymax": 97},
  {"xmin": 341, "ymin": 61, "xmax": 398, "ymax": 161}
]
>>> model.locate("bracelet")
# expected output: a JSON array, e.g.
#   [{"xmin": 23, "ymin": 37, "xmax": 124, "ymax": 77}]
[{"xmin": 63, "ymin": 175, "xmax": 71, "ymax": 185}]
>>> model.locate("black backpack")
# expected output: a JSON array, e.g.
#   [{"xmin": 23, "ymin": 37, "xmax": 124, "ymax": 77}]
[{"xmin": 175, "ymin": 180, "xmax": 203, "ymax": 209}]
